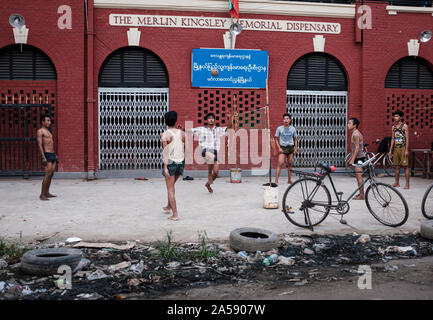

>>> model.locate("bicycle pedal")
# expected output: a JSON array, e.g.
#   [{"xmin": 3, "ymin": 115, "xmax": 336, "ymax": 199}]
[
  {"xmin": 285, "ymin": 206, "xmax": 294, "ymax": 214},
  {"xmin": 340, "ymin": 219, "xmax": 347, "ymax": 225}
]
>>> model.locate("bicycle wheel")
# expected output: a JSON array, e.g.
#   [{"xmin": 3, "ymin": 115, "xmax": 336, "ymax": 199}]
[
  {"xmin": 365, "ymin": 182, "xmax": 409, "ymax": 227},
  {"xmin": 421, "ymin": 183, "xmax": 433, "ymax": 219},
  {"xmin": 382, "ymin": 154, "xmax": 395, "ymax": 177},
  {"xmin": 282, "ymin": 178, "xmax": 331, "ymax": 228}
]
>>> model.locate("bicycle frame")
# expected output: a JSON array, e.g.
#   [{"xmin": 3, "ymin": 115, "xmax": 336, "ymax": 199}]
[{"xmin": 305, "ymin": 155, "xmax": 380, "ymax": 211}]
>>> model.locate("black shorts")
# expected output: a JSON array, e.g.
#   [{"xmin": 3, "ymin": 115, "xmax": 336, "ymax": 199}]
[
  {"xmin": 201, "ymin": 149, "xmax": 218, "ymax": 162},
  {"xmin": 44, "ymin": 152, "xmax": 59, "ymax": 163}
]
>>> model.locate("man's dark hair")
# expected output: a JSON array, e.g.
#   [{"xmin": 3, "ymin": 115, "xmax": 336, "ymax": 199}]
[
  {"xmin": 392, "ymin": 110, "xmax": 404, "ymax": 117},
  {"xmin": 164, "ymin": 111, "xmax": 178, "ymax": 127},
  {"xmin": 349, "ymin": 117, "xmax": 360, "ymax": 128},
  {"xmin": 204, "ymin": 112, "xmax": 215, "ymax": 121},
  {"xmin": 40, "ymin": 113, "xmax": 52, "ymax": 124},
  {"xmin": 282, "ymin": 113, "xmax": 291, "ymax": 119}
]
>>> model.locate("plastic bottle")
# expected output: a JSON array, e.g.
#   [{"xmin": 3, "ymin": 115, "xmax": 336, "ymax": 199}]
[
  {"xmin": 237, "ymin": 251, "xmax": 248, "ymax": 259},
  {"xmin": 262, "ymin": 254, "xmax": 279, "ymax": 266}
]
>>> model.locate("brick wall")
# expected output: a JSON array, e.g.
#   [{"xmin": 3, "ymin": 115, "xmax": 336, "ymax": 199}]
[{"xmin": 1, "ymin": 1, "xmax": 432, "ymax": 173}]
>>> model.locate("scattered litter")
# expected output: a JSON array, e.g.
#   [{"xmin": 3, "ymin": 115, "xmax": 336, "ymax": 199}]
[
  {"xmin": 76, "ymin": 293, "xmax": 103, "ymax": 300},
  {"xmin": 87, "ymin": 270, "xmax": 109, "ymax": 281},
  {"xmin": 262, "ymin": 254, "xmax": 279, "ymax": 266},
  {"xmin": 130, "ymin": 260, "xmax": 146, "ymax": 274},
  {"xmin": 313, "ymin": 243, "xmax": 327, "ymax": 252},
  {"xmin": 0, "ymin": 259, "xmax": 8, "ymax": 269},
  {"xmin": 66, "ymin": 237, "xmax": 82, "ymax": 244},
  {"xmin": 73, "ymin": 258, "xmax": 91, "ymax": 273},
  {"xmin": 278, "ymin": 290, "xmax": 294, "ymax": 296},
  {"xmin": 127, "ymin": 278, "xmax": 140, "ymax": 287},
  {"xmin": 237, "ymin": 251, "xmax": 248, "ymax": 259},
  {"xmin": 166, "ymin": 261, "xmax": 181, "ymax": 269},
  {"xmin": 73, "ymin": 242, "xmax": 135, "ymax": 250},
  {"xmin": 303, "ymin": 248, "xmax": 314, "ymax": 255},
  {"xmin": 1, "ymin": 283, "xmax": 33, "ymax": 296},
  {"xmin": 284, "ymin": 235, "xmax": 312, "ymax": 247},
  {"xmin": 384, "ymin": 265, "xmax": 399, "ymax": 272},
  {"xmin": 278, "ymin": 256, "xmax": 295, "ymax": 266},
  {"xmin": 108, "ymin": 261, "xmax": 131, "ymax": 272},
  {"xmin": 380, "ymin": 246, "xmax": 416, "ymax": 255},
  {"xmin": 294, "ymin": 279, "xmax": 308, "ymax": 286},
  {"xmin": 355, "ymin": 234, "xmax": 371, "ymax": 244}
]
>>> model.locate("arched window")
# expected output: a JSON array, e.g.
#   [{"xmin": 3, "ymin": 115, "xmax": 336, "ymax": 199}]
[
  {"xmin": 287, "ymin": 52, "xmax": 347, "ymax": 91},
  {"xmin": 99, "ymin": 47, "xmax": 168, "ymax": 87},
  {"xmin": 0, "ymin": 44, "xmax": 56, "ymax": 80},
  {"xmin": 385, "ymin": 57, "xmax": 433, "ymax": 89}
]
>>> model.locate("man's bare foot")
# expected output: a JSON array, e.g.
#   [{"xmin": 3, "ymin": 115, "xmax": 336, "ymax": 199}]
[
  {"xmin": 288, "ymin": 180, "xmax": 293, "ymax": 184},
  {"xmin": 162, "ymin": 206, "xmax": 171, "ymax": 213},
  {"xmin": 392, "ymin": 183, "xmax": 400, "ymax": 187},
  {"xmin": 168, "ymin": 216, "xmax": 179, "ymax": 221},
  {"xmin": 404, "ymin": 185, "xmax": 410, "ymax": 189},
  {"xmin": 46, "ymin": 193, "xmax": 56, "ymax": 198},
  {"xmin": 353, "ymin": 195, "xmax": 365, "ymax": 200},
  {"xmin": 39, "ymin": 195, "xmax": 49, "ymax": 201},
  {"xmin": 205, "ymin": 182, "xmax": 213, "ymax": 193}
]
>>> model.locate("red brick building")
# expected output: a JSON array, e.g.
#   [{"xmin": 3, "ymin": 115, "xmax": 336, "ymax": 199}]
[{"xmin": 1, "ymin": 0, "xmax": 432, "ymax": 178}]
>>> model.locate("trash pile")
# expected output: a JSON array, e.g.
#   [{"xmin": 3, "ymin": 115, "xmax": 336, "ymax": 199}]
[{"xmin": 0, "ymin": 233, "xmax": 432, "ymax": 300}]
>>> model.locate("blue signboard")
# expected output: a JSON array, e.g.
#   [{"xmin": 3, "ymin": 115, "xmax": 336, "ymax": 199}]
[{"xmin": 192, "ymin": 48, "xmax": 268, "ymax": 89}]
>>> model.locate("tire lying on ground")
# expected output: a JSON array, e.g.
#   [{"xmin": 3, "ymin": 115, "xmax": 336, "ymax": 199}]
[
  {"xmin": 420, "ymin": 220, "xmax": 433, "ymax": 240},
  {"xmin": 229, "ymin": 227, "xmax": 279, "ymax": 252},
  {"xmin": 20, "ymin": 248, "xmax": 83, "ymax": 275}
]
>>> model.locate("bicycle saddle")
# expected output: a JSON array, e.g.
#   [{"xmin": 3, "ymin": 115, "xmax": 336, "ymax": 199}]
[{"xmin": 320, "ymin": 162, "xmax": 336, "ymax": 173}]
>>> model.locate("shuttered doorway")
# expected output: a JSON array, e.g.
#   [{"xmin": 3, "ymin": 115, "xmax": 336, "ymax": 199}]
[
  {"xmin": 98, "ymin": 47, "xmax": 169, "ymax": 171},
  {"xmin": 286, "ymin": 53, "xmax": 348, "ymax": 168}
]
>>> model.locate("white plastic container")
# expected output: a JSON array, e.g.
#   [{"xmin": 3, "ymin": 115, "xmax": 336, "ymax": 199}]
[
  {"xmin": 230, "ymin": 168, "xmax": 242, "ymax": 183},
  {"xmin": 262, "ymin": 185, "xmax": 279, "ymax": 209}
]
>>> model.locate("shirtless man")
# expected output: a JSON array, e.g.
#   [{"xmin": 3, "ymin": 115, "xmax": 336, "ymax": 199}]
[
  {"xmin": 36, "ymin": 114, "xmax": 58, "ymax": 200},
  {"xmin": 347, "ymin": 118, "xmax": 366, "ymax": 200}
]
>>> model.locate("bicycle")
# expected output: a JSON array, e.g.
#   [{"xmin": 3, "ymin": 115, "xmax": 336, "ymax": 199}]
[
  {"xmin": 345, "ymin": 138, "xmax": 394, "ymax": 177},
  {"xmin": 282, "ymin": 154, "xmax": 409, "ymax": 231},
  {"xmin": 421, "ymin": 182, "xmax": 433, "ymax": 219}
]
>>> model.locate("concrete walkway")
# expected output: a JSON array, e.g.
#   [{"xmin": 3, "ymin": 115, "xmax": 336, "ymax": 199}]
[{"xmin": 0, "ymin": 174, "xmax": 431, "ymax": 243}]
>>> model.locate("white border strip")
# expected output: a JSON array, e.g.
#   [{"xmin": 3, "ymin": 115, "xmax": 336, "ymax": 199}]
[
  {"xmin": 386, "ymin": 5, "xmax": 433, "ymax": 16},
  {"xmin": 95, "ymin": 0, "xmax": 356, "ymax": 19}
]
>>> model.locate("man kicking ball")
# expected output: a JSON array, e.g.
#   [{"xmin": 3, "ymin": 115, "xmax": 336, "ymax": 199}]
[{"xmin": 179, "ymin": 112, "xmax": 232, "ymax": 193}]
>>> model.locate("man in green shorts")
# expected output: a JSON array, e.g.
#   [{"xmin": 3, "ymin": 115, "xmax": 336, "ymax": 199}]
[
  {"xmin": 388, "ymin": 110, "xmax": 410, "ymax": 189},
  {"xmin": 274, "ymin": 113, "xmax": 298, "ymax": 185},
  {"xmin": 161, "ymin": 111, "xmax": 185, "ymax": 221}
]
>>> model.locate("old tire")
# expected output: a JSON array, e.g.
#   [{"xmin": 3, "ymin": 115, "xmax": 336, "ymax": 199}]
[
  {"xmin": 420, "ymin": 220, "xmax": 433, "ymax": 240},
  {"xmin": 229, "ymin": 227, "xmax": 278, "ymax": 252},
  {"xmin": 20, "ymin": 248, "xmax": 83, "ymax": 275}
]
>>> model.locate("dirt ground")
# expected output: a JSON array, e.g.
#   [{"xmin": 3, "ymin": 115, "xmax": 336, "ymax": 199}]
[
  {"xmin": 1, "ymin": 233, "xmax": 432, "ymax": 301},
  {"xmin": 162, "ymin": 256, "xmax": 433, "ymax": 300}
]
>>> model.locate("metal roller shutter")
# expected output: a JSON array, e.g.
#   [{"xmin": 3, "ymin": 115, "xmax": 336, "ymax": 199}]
[
  {"xmin": 99, "ymin": 47, "xmax": 168, "ymax": 88},
  {"xmin": 287, "ymin": 53, "xmax": 347, "ymax": 91},
  {"xmin": 0, "ymin": 45, "xmax": 56, "ymax": 80},
  {"xmin": 385, "ymin": 57, "xmax": 433, "ymax": 89}
]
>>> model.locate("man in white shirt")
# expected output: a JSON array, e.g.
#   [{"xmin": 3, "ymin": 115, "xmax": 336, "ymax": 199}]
[{"xmin": 180, "ymin": 112, "xmax": 232, "ymax": 193}]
